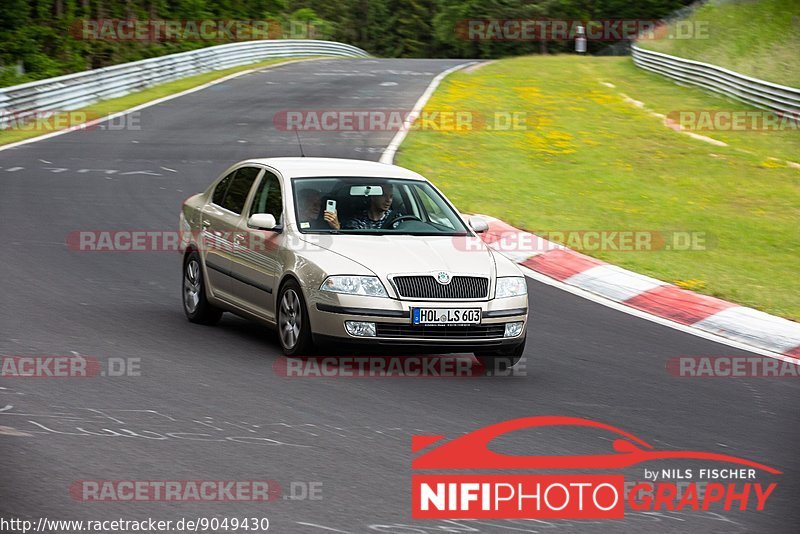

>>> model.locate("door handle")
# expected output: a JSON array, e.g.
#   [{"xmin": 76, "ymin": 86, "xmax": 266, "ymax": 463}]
[{"xmin": 202, "ymin": 219, "xmax": 211, "ymax": 228}]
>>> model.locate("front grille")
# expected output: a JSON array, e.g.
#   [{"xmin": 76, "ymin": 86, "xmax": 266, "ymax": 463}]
[
  {"xmin": 392, "ymin": 276, "xmax": 488, "ymax": 299},
  {"xmin": 375, "ymin": 323, "xmax": 505, "ymax": 339}
]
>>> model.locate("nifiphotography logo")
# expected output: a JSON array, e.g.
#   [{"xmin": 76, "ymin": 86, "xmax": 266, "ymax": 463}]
[{"xmin": 411, "ymin": 416, "xmax": 780, "ymax": 520}]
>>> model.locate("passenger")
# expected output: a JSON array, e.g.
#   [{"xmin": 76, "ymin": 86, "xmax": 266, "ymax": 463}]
[{"xmin": 297, "ymin": 188, "xmax": 340, "ymax": 230}]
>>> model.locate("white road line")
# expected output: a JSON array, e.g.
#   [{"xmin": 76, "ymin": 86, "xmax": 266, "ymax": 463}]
[
  {"xmin": 380, "ymin": 62, "xmax": 477, "ymax": 164},
  {"xmin": 620, "ymin": 93, "xmax": 646, "ymax": 108},
  {"xmin": 295, "ymin": 523, "xmax": 353, "ymax": 533},
  {"xmin": 681, "ymin": 130, "xmax": 728, "ymax": 146},
  {"xmin": 119, "ymin": 170, "xmax": 161, "ymax": 176}
]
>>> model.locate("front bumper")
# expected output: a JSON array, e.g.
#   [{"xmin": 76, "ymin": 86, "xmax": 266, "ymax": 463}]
[{"xmin": 308, "ymin": 292, "xmax": 528, "ymax": 351}]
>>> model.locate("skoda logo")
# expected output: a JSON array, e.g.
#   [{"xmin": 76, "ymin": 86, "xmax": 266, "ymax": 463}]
[{"xmin": 436, "ymin": 271, "xmax": 452, "ymax": 285}]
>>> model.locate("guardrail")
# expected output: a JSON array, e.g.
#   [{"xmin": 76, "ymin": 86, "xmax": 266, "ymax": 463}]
[
  {"xmin": 0, "ymin": 40, "xmax": 370, "ymax": 128},
  {"xmin": 631, "ymin": 45, "xmax": 799, "ymax": 117}
]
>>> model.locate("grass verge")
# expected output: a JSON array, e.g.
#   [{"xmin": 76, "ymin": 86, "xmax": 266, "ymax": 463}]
[
  {"xmin": 0, "ymin": 57, "xmax": 321, "ymax": 147},
  {"xmin": 639, "ymin": 0, "xmax": 800, "ymax": 87},
  {"xmin": 397, "ymin": 55, "xmax": 800, "ymax": 320}
]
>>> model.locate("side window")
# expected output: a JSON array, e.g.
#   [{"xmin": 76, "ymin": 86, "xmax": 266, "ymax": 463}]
[
  {"xmin": 212, "ymin": 170, "xmax": 236, "ymax": 206},
  {"xmin": 220, "ymin": 166, "xmax": 261, "ymax": 215},
  {"xmin": 250, "ymin": 171, "xmax": 283, "ymax": 224}
]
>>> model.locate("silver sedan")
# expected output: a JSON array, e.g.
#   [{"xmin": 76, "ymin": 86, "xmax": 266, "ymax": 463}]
[{"xmin": 180, "ymin": 157, "xmax": 529, "ymax": 368}]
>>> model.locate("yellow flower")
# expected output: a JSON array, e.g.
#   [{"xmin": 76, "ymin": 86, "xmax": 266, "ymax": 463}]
[{"xmin": 675, "ymin": 279, "xmax": 707, "ymax": 291}]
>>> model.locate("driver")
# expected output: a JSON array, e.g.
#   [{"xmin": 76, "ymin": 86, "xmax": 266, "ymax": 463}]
[{"xmin": 344, "ymin": 183, "xmax": 403, "ymax": 230}]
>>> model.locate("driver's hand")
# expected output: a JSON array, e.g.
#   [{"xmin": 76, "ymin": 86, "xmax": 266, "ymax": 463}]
[
  {"xmin": 324, "ymin": 211, "xmax": 340, "ymax": 230},
  {"xmin": 388, "ymin": 213, "xmax": 405, "ymax": 229}
]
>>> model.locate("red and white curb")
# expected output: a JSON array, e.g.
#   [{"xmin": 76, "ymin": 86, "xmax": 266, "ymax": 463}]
[{"xmin": 476, "ymin": 215, "xmax": 800, "ymax": 363}]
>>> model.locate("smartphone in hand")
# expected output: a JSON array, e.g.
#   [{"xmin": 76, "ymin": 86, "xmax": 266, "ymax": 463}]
[{"xmin": 325, "ymin": 199, "xmax": 337, "ymax": 213}]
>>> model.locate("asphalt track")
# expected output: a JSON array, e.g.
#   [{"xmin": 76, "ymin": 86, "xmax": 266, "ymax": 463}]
[{"xmin": 0, "ymin": 58, "xmax": 798, "ymax": 533}]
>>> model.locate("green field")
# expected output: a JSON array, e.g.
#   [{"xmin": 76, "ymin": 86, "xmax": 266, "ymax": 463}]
[
  {"xmin": 397, "ymin": 56, "xmax": 800, "ymax": 320},
  {"xmin": 639, "ymin": 0, "xmax": 800, "ymax": 87},
  {"xmin": 0, "ymin": 58, "xmax": 314, "ymax": 146}
]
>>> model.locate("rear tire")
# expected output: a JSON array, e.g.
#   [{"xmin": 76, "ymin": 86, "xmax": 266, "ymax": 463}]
[
  {"xmin": 182, "ymin": 250, "xmax": 223, "ymax": 325},
  {"xmin": 475, "ymin": 336, "xmax": 526, "ymax": 374},
  {"xmin": 277, "ymin": 279, "xmax": 313, "ymax": 356}
]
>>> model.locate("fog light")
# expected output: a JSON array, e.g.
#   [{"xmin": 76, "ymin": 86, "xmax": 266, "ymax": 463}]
[
  {"xmin": 345, "ymin": 321, "xmax": 376, "ymax": 337},
  {"xmin": 504, "ymin": 322, "xmax": 524, "ymax": 338}
]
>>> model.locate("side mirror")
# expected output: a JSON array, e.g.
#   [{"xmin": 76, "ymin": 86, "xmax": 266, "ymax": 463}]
[
  {"xmin": 248, "ymin": 213, "xmax": 277, "ymax": 230},
  {"xmin": 468, "ymin": 216, "xmax": 489, "ymax": 233}
]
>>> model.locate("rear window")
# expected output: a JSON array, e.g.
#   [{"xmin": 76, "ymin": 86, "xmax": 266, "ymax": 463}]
[
  {"xmin": 214, "ymin": 167, "xmax": 261, "ymax": 215},
  {"xmin": 212, "ymin": 171, "xmax": 235, "ymax": 206}
]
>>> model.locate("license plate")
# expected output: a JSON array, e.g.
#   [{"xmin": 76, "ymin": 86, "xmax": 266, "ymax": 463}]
[{"xmin": 412, "ymin": 308, "xmax": 481, "ymax": 325}]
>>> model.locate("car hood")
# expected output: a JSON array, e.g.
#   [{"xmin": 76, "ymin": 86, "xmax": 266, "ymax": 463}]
[{"xmin": 301, "ymin": 234, "xmax": 496, "ymax": 279}]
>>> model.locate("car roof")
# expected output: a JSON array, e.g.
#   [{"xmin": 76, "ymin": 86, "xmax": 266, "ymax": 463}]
[{"xmin": 239, "ymin": 157, "xmax": 427, "ymax": 181}]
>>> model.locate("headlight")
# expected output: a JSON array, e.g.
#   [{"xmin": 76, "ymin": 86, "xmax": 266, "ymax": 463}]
[
  {"xmin": 320, "ymin": 276, "xmax": 388, "ymax": 297},
  {"xmin": 495, "ymin": 277, "xmax": 527, "ymax": 298}
]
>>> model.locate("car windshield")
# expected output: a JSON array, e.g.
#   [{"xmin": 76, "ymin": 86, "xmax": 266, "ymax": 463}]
[{"xmin": 292, "ymin": 177, "xmax": 470, "ymax": 235}]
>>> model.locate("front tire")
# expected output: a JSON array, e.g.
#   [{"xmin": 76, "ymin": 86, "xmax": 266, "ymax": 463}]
[
  {"xmin": 182, "ymin": 251, "xmax": 223, "ymax": 325},
  {"xmin": 277, "ymin": 279, "xmax": 313, "ymax": 356}
]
